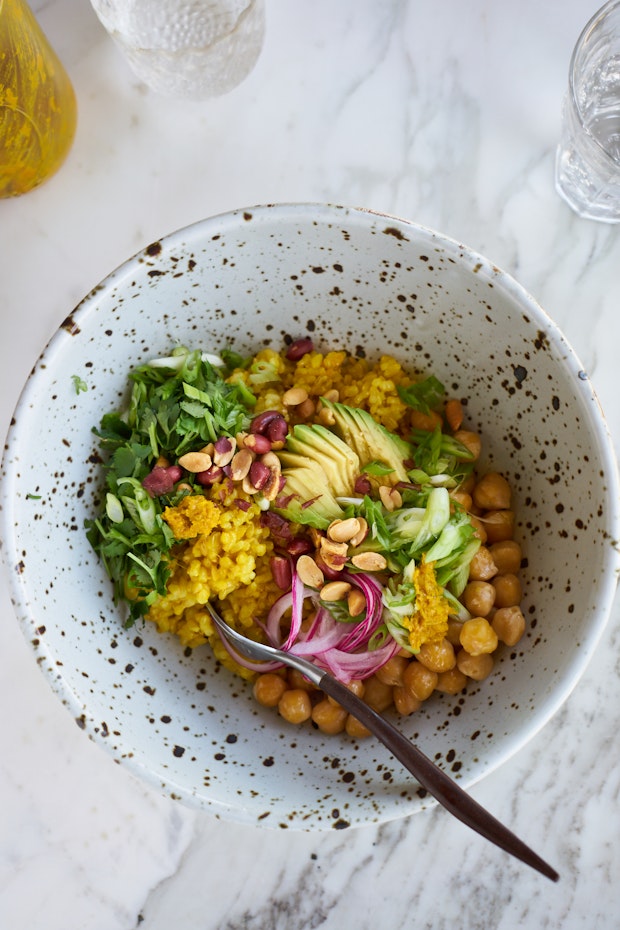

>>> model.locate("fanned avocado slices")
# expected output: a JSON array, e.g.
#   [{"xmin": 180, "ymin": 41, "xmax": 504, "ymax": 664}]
[
  {"xmin": 275, "ymin": 452, "xmax": 346, "ymax": 529},
  {"xmin": 284, "ymin": 423, "xmax": 359, "ymax": 497},
  {"xmin": 319, "ymin": 398, "xmax": 412, "ymax": 484},
  {"xmin": 275, "ymin": 422, "xmax": 357, "ymax": 528},
  {"xmin": 274, "ymin": 404, "xmax": 413, "ymax": 528}
]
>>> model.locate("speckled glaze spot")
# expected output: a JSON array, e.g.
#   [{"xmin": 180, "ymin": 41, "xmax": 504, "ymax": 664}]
[{"xmin": 1, "ymin": 203, "xmax": 619, "ymax": 832}]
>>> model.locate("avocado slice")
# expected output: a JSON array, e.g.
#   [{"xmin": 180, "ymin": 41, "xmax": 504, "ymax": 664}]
[
  {"xmin": 275, "ymin": 452, "xmax": 345, "ymax": 529},
  {"xmin": 320, "ymin": 399, "xmax": 412, "ymax": 484},
  {"xmin": 284, "ymin": 423, "xmax": 359, "ymax": 498}
]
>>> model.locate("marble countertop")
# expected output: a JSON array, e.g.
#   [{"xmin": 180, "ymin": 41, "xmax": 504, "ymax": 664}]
[{"xmin": 2, "ymin": 1, "xmax": 620, "ymax": 927}]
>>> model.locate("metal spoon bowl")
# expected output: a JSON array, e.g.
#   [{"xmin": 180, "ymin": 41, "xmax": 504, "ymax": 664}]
[{"xmin": 207, "ymin": 601, "xmax": 559, "ymax": 882}]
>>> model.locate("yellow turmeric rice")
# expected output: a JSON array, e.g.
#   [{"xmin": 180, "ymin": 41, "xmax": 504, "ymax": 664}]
[
  {"xmin": 147, "ymin": 483, "xmax": 281, "ymax": 678},
  {"xmin": 230, "ymin": 348, "xmax": 413, "ymax": 433}
]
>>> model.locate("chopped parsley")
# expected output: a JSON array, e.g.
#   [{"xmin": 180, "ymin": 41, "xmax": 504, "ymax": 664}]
[
  {"xmin": 71, "ymin": 374, "xmax": 88, "ymax": 394},
  {"xmin": 85, "ymin": 348, "xmax": 256, "ymax": 625}
]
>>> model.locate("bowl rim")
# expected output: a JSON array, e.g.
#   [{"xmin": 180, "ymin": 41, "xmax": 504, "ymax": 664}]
[{"xmin": 2, "ymin": 201, "xmax": 620, "ymax": 826}]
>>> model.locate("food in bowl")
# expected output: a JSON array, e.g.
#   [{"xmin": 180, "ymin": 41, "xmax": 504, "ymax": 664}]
[
  {"xmin": 86, "ymin": 336, "xmax": 526, "ymax": 736},
  {"xmin": 5, "ymin": 203, "xmax": 617, "ymax": 826}
]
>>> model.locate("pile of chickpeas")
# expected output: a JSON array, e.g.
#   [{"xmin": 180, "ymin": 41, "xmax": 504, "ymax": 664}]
[{"xmin": 251, "ymin": 403, "xmax": 526, "ymax": 738}]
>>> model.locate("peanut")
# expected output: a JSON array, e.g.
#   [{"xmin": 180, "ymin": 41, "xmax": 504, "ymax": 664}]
[
  {"xmin": 349, "ymin": 517, "xmax": 369, "ymax": 548},
  {"xmin": 230, "ymin": 448, "xmax": 254, "ymax": 481},
  {"xmin": 178, "ymin": 451, "xmax": 213, "ymax": 473},
  {"xmin": 317, "ymin": 407, "xmax": 336, "ymax": 426},
  {"xmin": 319, "ymin": 537, "xmax": 348, "ymax": 571},
  {"xmin": 259, "ymin": 451, "xmax": 282, "ymax": 502},
  {"xmin": 296, "ymin": 554, "xmax": 325, "ymax": 588},
  {"xmin": 350, "ymin": 551, "xmax": 387, "ymax": 572},
  {"xmin": 347, "ymin": 588, "xmax": 366, "ymax": 617},
  {"xmin": 319, "ymin": 580, "xmax": 352, "ymax": 601},
  {"xmin": 213, "ymin": 436, "xmax": 236, "ymax": 466},
  {"xmin": 379, "ymin": 485, "xmax": 402, "ymax": 511},
  {"xmin": 285, "ymin": 337, "xmax": 313, "ymax": 361},
  {"xmin": 283, "ymin": 386, "xmax": 309, "ymax": 406},
  {"xmin": 327, "ymin": 517, "xmax": 362, "ymax": 543},
  {"xmin": 296, "ymin": 397, "xmax": 316, "ymax": 419}
]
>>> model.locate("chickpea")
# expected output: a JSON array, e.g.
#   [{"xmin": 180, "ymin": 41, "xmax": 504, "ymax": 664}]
[
  {"xmin": 468, "ymin": 546, "xmax": 498, "ymax": 581},
  {"xmin": 444, "ymin": 398, "xmax": 464, "ymax": 432},
  {"xmin": 410, "ymin": 408, "xmax": 443, "ymax": 431},
  {"xmin": 375, "ymin": 655, "xmax": 409, "ymax": 687},
  {"xmin": 492, "ymin": 573, "xmax": 522, "ymax": 608},
  {"xmin": 287, "ymin": 668, "xmax": 317, "ymax": 692},
  {"xmin": 253, "ymin": 673, "xmax": 287, "ymax": 707},
  {"xmin": 473, "ymin": 472, "xmax": 512, "ymax": 510},
  {"xmin": 278, "ymin": 688, "xmax": 313, "ymax": 724},
  {"xmin": 446, "ymin": 617, "xmax": 464, "ymax": 647},
  {"xmin": 468, "ymin": 514, "xmax": 488, "ymax": 544},
  {"xmin": 452, "ymin": 430, "xmax": 481, "ymax": 460},
  {"xmin": 403, "ymin": 660, "xmax": 438, "ymax": 701},
  {"xmin": 459, "ymin": 617, "xmax": 499, "ymax": 656},
  {"xmin": 435, "ymin": 667, "xmax": 468, "ymax": 695},
  {"xmin": 450, "ymin": 490, "xmax": 473, "ymax": 512},
  {"xmin": 457, "ymin": 650, "xmax": 495, "ymax": 681},
  {"xmin": 483, "ymin": 510, "xmax": 515, "ymax": 544},
  {"xmin": 393, "ymin": 685, "xmax": 421, "ymax": 716},
  {"xmin": 462, "ymin": 580, "xmax": 496, "ymax": 617},
  {"xmin": 492, "ymin": 606, "xmax": 526, "ymax": 646},
  {"xmin": 416, "ymin": 638, "xmax": 456, "ymax": 673},
  {"xmin": 460, "ymin": 473, "xmax": 476, "ymax": 495},
  {"xmin": 311, "ymin": 699, "xmax": 348, "ymax": 735},
  {"xmin": 362, "ymin": 675, "xmax": 393, "ymax": 712},
  {"xmin": 346, "ymin": 714, "xmax": 372, "ymax": 739},
  {"xmin": 327, "ymin": 679, "xmax": 364, "ymax": 707},
  {"xmin": 489, "ymin": 539, "xmax": 522, "ymax": 574}
]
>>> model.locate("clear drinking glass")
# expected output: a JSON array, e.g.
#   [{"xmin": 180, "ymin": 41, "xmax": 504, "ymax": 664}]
[
  {"xmin": 90, "ymin": 0, "xmax": 265, "ymax": 100},
  {"xmin": 555, "ymin": 0, "xmax": 620, "ymax": 222}
]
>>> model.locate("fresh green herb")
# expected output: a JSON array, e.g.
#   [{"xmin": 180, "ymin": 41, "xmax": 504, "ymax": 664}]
[
  {"xmin": 382, "ymin": 581, "xmax": 418, "ymax": 651},
  {"xmin": 219, "ymin": 347, "xmax": 249, "ymax": 372},
  {"xmin": 318, "ymin": 595, "xmax": 359, "ymax": 624},
  {"xmin": 423, "ymin": 511, "xmax": 480, "ymax": 596},
  {"xmin": 410, "ymin": 425, "xmax": 475, "ymax": 484},
  {"xmin": 247, "ymin": 357, "xmax": 281, "ymax": 386},
  {"xmin": 397, "ymin": 375, "xmax": 445, "ymax": 414},
  {"xmin": 96, "ymin": 349, "xmax": 256, "ymax": 462},
  {"xmin": 386, "ymin": 486, "xmax": 451, "ymax": 556},
  {"xmin": 361, "ymin": 460, "xmax": 394, "ymax": 477},
  {"xmin": 85, "ymin": 347, "xmax": 257, "ymax": 625},
  {"xmin": 359, "ymin": 485, "xmax": 478, "ymax": 600},
  {"xmin": 26, "ymin": 492, "xmax": 42, "ymax": 500},
  {"xmin": 85, "ymin": 508, "xmax": 176, "ymax": 626},
  {"xmin": 71, "ymin": 374, "xmax": 88, "ymax": 394},
  {"xmin": 361, "ymin": 495, "xmax": 393, "ymax": 550}
]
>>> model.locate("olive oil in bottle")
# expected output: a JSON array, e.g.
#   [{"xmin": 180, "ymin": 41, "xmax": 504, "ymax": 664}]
[{"xmin": 0, "ymin": 0, "xmax": 77, "ymax": 197}]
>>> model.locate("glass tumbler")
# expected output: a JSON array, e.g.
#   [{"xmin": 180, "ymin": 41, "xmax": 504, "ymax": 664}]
[
  {"xmin": 0, "ymin": 0, "xmax": 77, "ymax": 197},
  {"xmin": 89, "ymin": 0, "xmax": 265, "ymax": 100},
  {"xmin": 555, "ymin": 0, "xmax": 620, "ymax": 222}
]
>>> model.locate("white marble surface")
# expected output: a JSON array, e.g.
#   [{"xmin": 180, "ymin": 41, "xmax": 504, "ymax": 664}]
[{"xmin": 2, "ymin": 1, "xmax": 620, "ymax": 927}]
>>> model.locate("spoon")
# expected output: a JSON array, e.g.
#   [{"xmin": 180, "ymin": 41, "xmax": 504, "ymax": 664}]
[{"xmin": 206, "ymin": 601, "xmax": 559, "ymax": 882}]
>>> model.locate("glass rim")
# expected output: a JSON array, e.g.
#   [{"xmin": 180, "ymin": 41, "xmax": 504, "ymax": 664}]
[{"xmin": 568, "ymin": 0, "xmax": 620, "ymax": 167}]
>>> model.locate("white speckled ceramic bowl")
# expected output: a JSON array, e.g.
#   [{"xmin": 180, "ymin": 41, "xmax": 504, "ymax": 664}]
[{"xmin": 2, "ymin": 203, "xmax": 619, "ymax": 829}]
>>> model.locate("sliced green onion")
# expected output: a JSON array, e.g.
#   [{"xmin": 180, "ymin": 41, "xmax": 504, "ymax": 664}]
[{"xmin": 105, "ymin": 492, "xmax": 124, "ymax": 523}]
